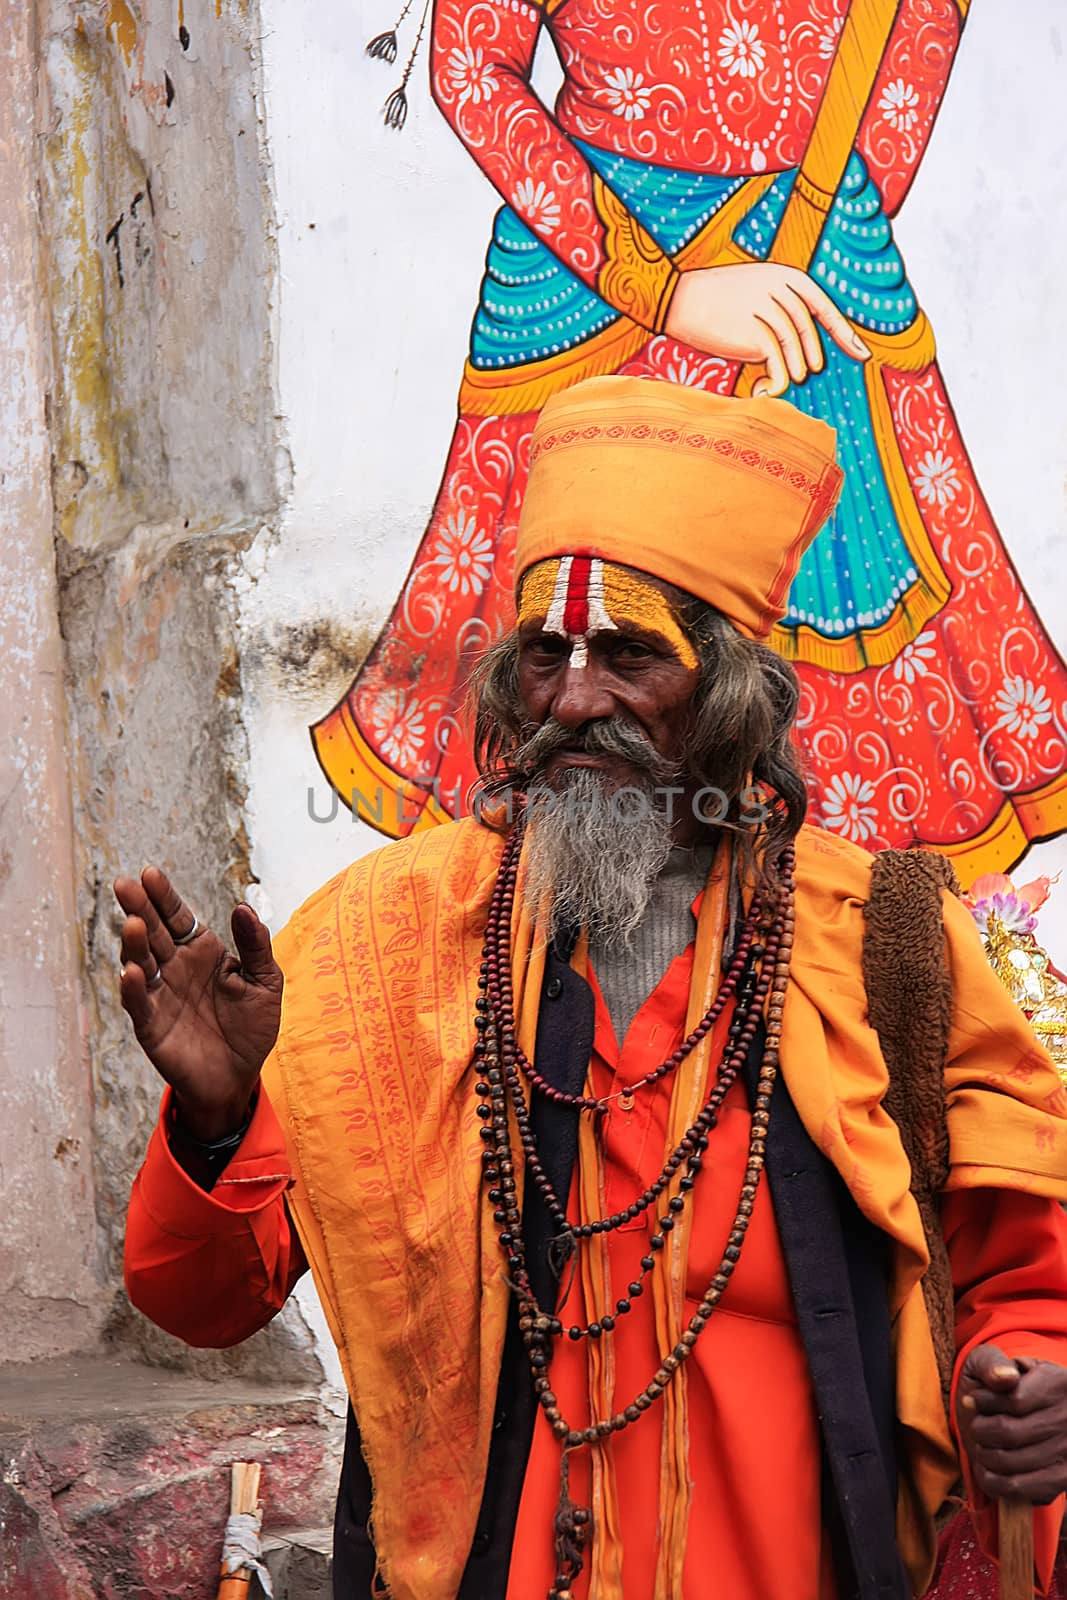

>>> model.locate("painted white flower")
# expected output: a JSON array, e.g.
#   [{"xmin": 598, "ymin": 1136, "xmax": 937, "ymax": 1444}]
[
  {"xmin": 821, "ymin": 771, "xmax": 879, "ymax": 842},
  {"xmin": 717, "ymin": 18, "xmax": 766, "ymax": 79},
  {"xmin": 994, "ymin": 676, "xmax": 1054, "ymax": 741},
  {"xmin": 513, "ymin": 178, "xmax": 561, "ymax": 236},
  {"xmin": 371, "ymin": 687, "xmax": 427, "ymax": 769},
  {"xmin": 892, "ymin": 630, "xmax": 937, "ymax": 685},
  {"xmin": 601, "ymin": 65, "xmax": 653, "ymax": 121},
  {"xmin": 878, "ymin": 77, "xmax": 920, "ymax": 133},
  {"xmin": 818, "ymin": 15, "xmax": 844, "ymax": 59},
  {"xmin": 914, "ymin": 447, "xmax": 960, "ymax": 508},
  {"xmin": 432, "ymin": 512, "xmax": 494, "ymax": 598},
  {"xmin": 446, "ymin": 45, "xmax": 498, "ymax": 108}
]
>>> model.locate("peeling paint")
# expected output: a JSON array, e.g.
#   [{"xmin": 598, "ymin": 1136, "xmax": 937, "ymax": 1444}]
[
  {"xmin": 41, "ymin": 0, "xmax": 278, "ymax": 555},
  {"xmin": 106, "ymin": 0, "xmax": 140, "ymax": 67},
  {"xmin": 244, "ymin": 616, "xmax": 379, "ymax": 703},
  {"xmin": 48, "ymin": 38, "xmax": 120, "ymax": 538},
  {"xmin": 0, "ymin": 0, "xmax": 105, "ymax": 1362}
]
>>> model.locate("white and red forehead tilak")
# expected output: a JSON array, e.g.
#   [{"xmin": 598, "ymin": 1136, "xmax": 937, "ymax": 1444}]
[
  {"xmin": 543, "ymin": 556, "xmax": 617, "ymax": 669},
  {"xmin": 518, "ymin": 554, "xmax": 701, "ymax": 670}
]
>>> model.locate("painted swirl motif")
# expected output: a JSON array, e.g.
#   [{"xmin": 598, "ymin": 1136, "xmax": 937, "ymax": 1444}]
[
  {"xmin": 859, "ymin": 0, "xmax": 961, "ymax": 214},
  {"xmin": 552, "ymin": 0, "xmax": 849, "ymax": 175},
  {"xmin": 801, "ymin": 366, "xmax": 1067, "ymax": 850}
]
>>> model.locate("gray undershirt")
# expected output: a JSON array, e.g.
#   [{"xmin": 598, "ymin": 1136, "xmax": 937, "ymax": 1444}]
[{"xmin": 589, "ymin": 845, "xmax": 716, "ymax": 1045}]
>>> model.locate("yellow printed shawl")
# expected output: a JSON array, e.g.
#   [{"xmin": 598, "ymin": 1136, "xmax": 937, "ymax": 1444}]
[{"xmin": 261, "ymin": 819, "xmax": 1067, "ymax": 1599}]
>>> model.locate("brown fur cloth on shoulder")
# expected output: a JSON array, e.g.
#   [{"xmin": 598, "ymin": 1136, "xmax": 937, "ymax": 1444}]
[{"xmin": 862, "ymin": 846, "xmax": 961, "ymax": 1410}]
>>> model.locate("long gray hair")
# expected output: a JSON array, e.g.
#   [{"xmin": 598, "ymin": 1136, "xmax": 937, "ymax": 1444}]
[{"xmin": 467, "ymin": 602, "xmax": 807, "ymax": 898}]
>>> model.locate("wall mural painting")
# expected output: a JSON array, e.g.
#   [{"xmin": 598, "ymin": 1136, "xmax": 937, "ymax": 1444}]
[{"xmin": 312, "ymin": 0, "xmax": 1067, "ymax": 887}]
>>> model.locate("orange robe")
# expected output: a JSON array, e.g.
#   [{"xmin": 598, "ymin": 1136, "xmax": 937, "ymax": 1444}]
[
  {"xmin": 126, "ymin": 857, "xmax": 1067, "ymax": 1596},
  {"xmin": 507, "ymin": 947, "xmax": 836, "ymax": 1599}
]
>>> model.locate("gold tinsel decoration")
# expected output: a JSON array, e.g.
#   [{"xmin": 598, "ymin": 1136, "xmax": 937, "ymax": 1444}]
[{"xmin": 980, "ymin": 911, "xmax": 1067, "ymax": 1081}]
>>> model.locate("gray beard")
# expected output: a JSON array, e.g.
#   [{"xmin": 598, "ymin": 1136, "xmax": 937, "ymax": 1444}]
[{"xmin": 522, "ymin": 768, "xmax": 675, "ymax": 952}]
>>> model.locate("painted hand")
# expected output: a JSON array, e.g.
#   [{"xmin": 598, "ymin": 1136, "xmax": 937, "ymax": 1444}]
[
  {"xmin": 957, "ymin": 1343, "xmax": 1067, "ymax": 1504},
  {"xmin": 114, "ymin": 866, "xmax": 283, "ymax": 1141},
  {"xmin": 664, "ymin": 263, "xmax": 871, "ymax": 397}
]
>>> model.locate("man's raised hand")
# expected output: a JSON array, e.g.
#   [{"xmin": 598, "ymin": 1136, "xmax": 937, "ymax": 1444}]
[{"xmin": 114, "ymin": 867, "xmax": 283, "ymax": 1142}]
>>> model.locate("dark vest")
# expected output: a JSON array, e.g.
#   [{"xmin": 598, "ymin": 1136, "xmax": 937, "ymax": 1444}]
[{"xmin": 331, "ymin": 946, "xmax": 911, "ymax": 1599}]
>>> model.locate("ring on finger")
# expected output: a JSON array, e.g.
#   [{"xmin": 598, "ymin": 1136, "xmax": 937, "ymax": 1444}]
[
  {"xmin": 171, "ymin": 916, "xmax": 201, "ymax": 947},
  {"xmin": 146, "ymin": 966, "xmax": 165, "ymax": 991}
]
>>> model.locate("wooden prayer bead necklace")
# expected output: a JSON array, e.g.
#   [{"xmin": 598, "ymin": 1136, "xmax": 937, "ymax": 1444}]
[
  {"xmin": 478, "ymin": 929, "xmax": 769, "ymax": 1299},
  {"xmin": 475, "ymin": 823, "xmax": 798, "ymax": 1600},
  {"xmin": 477, "ymin": 904, "xmax": 780, "ymax": 1334},
  {"xmin": 482, "ymin": 819, "xmax": 764, "ymax": 1114}
]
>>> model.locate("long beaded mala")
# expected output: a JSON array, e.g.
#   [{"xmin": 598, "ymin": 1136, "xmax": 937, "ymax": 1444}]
[{"xmin": 474, "ymin": 818, "xmax": 798, "ymax": 1599}]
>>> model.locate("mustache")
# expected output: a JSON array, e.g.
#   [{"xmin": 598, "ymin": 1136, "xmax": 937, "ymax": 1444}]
[{"xmin": 511, "ymin": 717, "xmax": 680, "ymax": 785}]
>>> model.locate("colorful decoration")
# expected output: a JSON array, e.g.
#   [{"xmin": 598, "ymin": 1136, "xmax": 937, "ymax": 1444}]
[
  {"xmin": 321, "ymin": 0, "xmax": 1067, "ymax": 884},
  {"xmin": 964, "ymin": 872, "xmax": 1067, "ymax": 1079}
]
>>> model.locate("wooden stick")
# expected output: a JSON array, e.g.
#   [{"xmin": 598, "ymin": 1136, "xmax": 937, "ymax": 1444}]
[
  {"xmin": 998, "ymin": 1499, "xmax": 1034, "ymax": 1600},
  {"xmin": 216, "ymin": 1462, "xmax": 263, "ymax": 1600}
]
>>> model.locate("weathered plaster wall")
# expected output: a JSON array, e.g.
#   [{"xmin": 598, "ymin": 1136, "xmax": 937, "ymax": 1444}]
[
  {"xmin": 42, "ymin": 0, "xmax": 281, "ymax": 554},
  {"xmin": 17, "ymin": 0, "xmax": 316, "ymax": 1378},
  {"xmin": 0, "ymin": 0, "xmax": 103, "ymax": 1362}
]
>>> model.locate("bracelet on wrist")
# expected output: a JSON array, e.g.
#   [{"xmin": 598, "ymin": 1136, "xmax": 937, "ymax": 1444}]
[{"xmin": 170, "ymin": 1095, "xmax": 256, "ymax": 1161}]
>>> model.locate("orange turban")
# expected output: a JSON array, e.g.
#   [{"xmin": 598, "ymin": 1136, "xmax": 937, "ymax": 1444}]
[{"xmin": 514, "ymin": 376, "xmax": 844, "ymax": 641}]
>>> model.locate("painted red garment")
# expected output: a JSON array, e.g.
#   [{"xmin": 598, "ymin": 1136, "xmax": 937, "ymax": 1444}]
[
  {"xmin": 127, "ymin": 952, "xmax": 1067, "ymax": 1593},
  {"xmin": 318, "ymin": 0, "xmax": 1067, "ymax": 873},
  {"xmin": 428, "ymin": 0, "xmax": 950, "ymax": 288}
]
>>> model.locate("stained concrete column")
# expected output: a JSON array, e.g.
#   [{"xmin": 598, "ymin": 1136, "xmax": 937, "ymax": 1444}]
[{"xmin": 0, "ymin": 0, "xmax": 103, "ymax": 1358}]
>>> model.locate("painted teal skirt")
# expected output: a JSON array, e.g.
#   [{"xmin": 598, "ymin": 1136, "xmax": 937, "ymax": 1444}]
[{"xmin": 469, "ymin": 143, "xmax": 923, "ymax": 647}]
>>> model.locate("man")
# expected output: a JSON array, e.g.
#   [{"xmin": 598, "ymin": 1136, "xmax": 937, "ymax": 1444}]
[{"xmin": 120, "ymin": 377, "xmax": 1067, "ymax": 1600}]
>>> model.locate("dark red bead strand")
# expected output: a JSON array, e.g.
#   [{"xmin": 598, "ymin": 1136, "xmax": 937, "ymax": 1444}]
[
  {"xmin": 484, "ymin": 909, "xmax": 778, "ymax": 1344},
  {"xmin": 538, "ymin": 855, "xmax": 795, "ymax": 1600},
  {"xmin": 547, "ymin": 860, "xmax": 795, "ymax": 1464},
  {"xmin": 497, "ymin": 958, "xmax": 755, "ymax": 1254},
  {"xmin": 489, "ymin": 913, "xmax": 757, "ymax": 1112},
  {"xmin": 482, "ymin": 808, "xmax": 761, "ymax": 1113}
]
